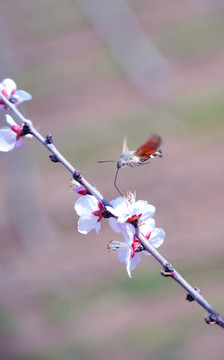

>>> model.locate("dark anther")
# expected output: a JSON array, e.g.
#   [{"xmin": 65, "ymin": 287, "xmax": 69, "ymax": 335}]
[
  {"xmin": 49, "ymin": 155, "xmax": 59, "ymax": 163},
  {"xmin": 73, "ymin": 170, "xmax": 82, "ymax": 182},
  {"xmin": 22, "ymin": 123, "xmax": 31, "ymax": 136},
  {"xmin": 204, "ymin": 313, "xmax": 219, "ymax": 325},
  {"xmin": 186, "ymin": 287, "xmax": 200, "ymax": 302},
  {"xmin": 160, "ymin": 263, "xmax": 175, "ymax": 277},
  {"xmin": 46, "ymin": 133, "xmax": 54, "ymax": 144}
]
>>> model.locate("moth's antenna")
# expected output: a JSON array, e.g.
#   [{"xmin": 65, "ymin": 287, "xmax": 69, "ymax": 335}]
[{"xmin": 114, "ymin": 168, "xmax": 123, "ymax": 197}]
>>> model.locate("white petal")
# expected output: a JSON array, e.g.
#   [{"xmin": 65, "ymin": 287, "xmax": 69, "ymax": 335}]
[
  {"xmin": 140, "ymin": 218, "xmax": 155, "ymax": 235},
  {"xmin": 120, "ymin": 223, "xmax": 135, "ymax": 244},
  {"xmin": 130, "ymin": 252, "xmax": 142, "ymax": 271},
  {"xmin": 15, "ymin": 137, "xmax": 24, "ymax": 149},
  {"xmin": 117, "ymin": 215, "xmax": 129, "ymax": 224},
  {"xmin": 110, "ymin": 196, "xmax": 124, "ymax": 208},
  {"xmin": 24, "ymin": 119, "xmax": 32, "ymax": 127},
  {"xmin": 5, "ymin": 114, "xmax": 17, "ymax": 127},
  {"xmin": 24, "ymin": 134, "xmax": 33, "ymax": 140},
  {"xmin": 77, "ymin": 214, "xmax": 98, "ymax": 234},
  {"xmin": 133, "ymin": 200, "xmax": 148, "ymax": 210},
  {"xmin": 14, "ymin": 90, "xmax": 32, "ymax": 104},
  {"xmin": 108, "ymin": 197, "xmax": 128, "ymax": 217},
  {"xmin": 139, "ymin": 204, "xmax": 156, "ymax": 221},
  {"xmin": 107, "ymin": 217, "xmax": 121, "ymax": 233},
  {"xmin": 106, "ymin": 204, "xmax": 128, "ymax": 219},
  {"xmin": 106, "ymin": 206, "xmax": 119, "ymax": 217},
  {"xmin": 2, "ymin": 78, "xmax": 16, "ymax": 94},
  {"xmin": 125, "ymin": 249, "xmax": 132, "ymax": 278},
  {"xmin": 75, "ymin": 195, "xmax": 98, "ymax": 216},
  {"xmin": 142, "ymin": 217, "xmax": 155, "ymax": 228},
  {"xmin": 0, "ymin": 128, "xmax": 16, "ymax": 152},
  {"xmin": 117, "ymin": 247, "xmax": 130, "ymax": 262},
  {"xmin": 150, "ymin": 228, "xmax": 165, "ymax": 248},
  {"xmin": 95, "ymin": 221, "xmax": 101, "ymax": 234}
]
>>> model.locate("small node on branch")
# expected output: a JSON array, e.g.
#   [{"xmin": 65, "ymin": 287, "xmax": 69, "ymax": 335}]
[
  {"xmin": 73, "ymin": 170, "xmax": 82, "ymax": 182},
  {"xmin": 204, "ymin": 313, "xmax": 219, "ymax": 325},
  {"xmin": 9, "ymin": 97, "xmax": 16, "ymax": 104},
  {"xmin": 186, "ymin": 287, "xmax": 201, "ymax": 302},
  {"xmin": 22, "ymin": 122, "xmax": 31, "ymax": 136},
  {"xmin": 49, "ymin": 155, "xmax": 59, "ymax": 163},
  {"xmin": 46, "ymin": 133, "xmax": 54, "ymax": 144},
  {"xmin": 102, "ymin": 209, "xmax": 115, "ymax": 219},
  {"xmin": 161, "ymin": 263, "xmax": 175, "ymax": 277}
]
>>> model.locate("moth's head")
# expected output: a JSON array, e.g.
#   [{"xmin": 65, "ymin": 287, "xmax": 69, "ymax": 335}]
[
  {"xmin": 117, "ymin": 154, "xmax": 128, "ymax": 169},
  {"xmin": 117, "ymin": 151, "xmax": 134, "ymax": 169}
]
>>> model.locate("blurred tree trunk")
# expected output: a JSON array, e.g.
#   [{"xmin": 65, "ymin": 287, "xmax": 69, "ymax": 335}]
[
  {"xmin": 0, "ymin": 20, "xmax": 53, "ymax": 249},
  {"xmin": 77, "ymin": 0, "xmax": 174, "ymax": 98}
]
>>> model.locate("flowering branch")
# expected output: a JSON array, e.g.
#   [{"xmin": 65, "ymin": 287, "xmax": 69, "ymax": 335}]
[{"xmin": 0, "ymin": 80, "xmax": 224, "ymax": 328}]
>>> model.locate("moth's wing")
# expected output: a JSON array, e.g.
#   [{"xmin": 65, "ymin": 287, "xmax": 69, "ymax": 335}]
[
  {"xmin": 134, "ymin": 134, "xmax": 161, "ymax": 158},
  {"xmin": 122, "ymin": 136, "xmax": 129, "ymax": 153}
]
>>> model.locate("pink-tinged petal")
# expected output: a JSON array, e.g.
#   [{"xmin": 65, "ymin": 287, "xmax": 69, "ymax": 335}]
[
  {"xmin": 74, "ymin": 185, "xmax": 88, "ymax": 195},
  {"xmin": 77, "ymin": 214, "xmax": 98, "ymax": 234},
  {"xmin": 130, "ymin": 252, "xmax": 142, "ymax": 271},
  {"xmin": 75, "ymin": 195, "xmax": 98, "ymax": 216},
  {"xmin": 143, "ymin": 228, "xmax": 165, "ymax": 255},
  {"xmin": 0, "ymin": 128, "xmax": 17, "ymax": 152},
  {"xmin": 11, "ymin": 125, "xmax": 23, "ymax": 135},
  {"xmin": 5, "ymin": 114, "xmax": 17, "ymax": 127},
  {"xmin": 140, "ymin": 218, "xmax": 155, "ymax": 235},
  {"xmin": 2, "ymin": 78, "xmax": 16, "ymax": 95},
  {"xmin": 14, "ymin": 90, "xmax": 32, "ymax": 104},
  {"xmin": 15, "ymin": 137, "xmax": 24, "ymax": 149}
]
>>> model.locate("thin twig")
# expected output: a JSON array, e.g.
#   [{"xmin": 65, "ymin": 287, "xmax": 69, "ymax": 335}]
[{"xmin": 1, "ymin": 92, "xmax": 223, "ymax": 328}]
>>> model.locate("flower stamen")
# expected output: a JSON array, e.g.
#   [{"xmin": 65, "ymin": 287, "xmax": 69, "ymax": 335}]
[
  {"xmin": 127, "ymin": 213, "xmax": 142, "ymax": 226},
  {"xmin": 107, "ymin": 240, "xmax": 129, "ymax": 252}
]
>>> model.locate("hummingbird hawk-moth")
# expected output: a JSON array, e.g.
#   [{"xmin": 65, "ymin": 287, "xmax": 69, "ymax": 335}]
[{"xmin": 98, "ymin": 134, "xmax": 162, "ymax": 196}]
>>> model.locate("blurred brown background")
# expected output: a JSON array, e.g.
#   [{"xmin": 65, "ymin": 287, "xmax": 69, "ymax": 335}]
[{"xmin": 0, "ymin": 1, "xmax": 224, "ymax": 359}]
